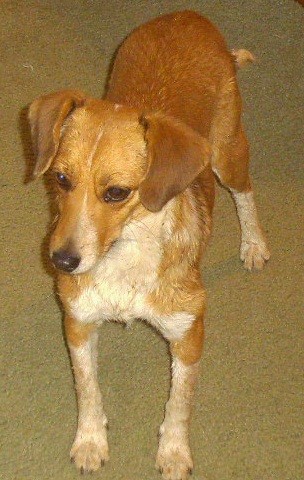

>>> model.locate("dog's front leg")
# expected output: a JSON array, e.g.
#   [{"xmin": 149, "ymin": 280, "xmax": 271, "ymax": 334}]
[
  {"xmin": 65, "ymin": 316, "xmax": 109, "ymax": 473},
  {"xmin": 156, "ymin": 317, "xmax": 203, "ymax": 480}
]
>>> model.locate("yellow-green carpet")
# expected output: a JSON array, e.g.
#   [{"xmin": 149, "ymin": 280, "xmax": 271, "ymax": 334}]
[{"xmin": 1, "ymin": 1, "xmax": 303, "ymax": 479}]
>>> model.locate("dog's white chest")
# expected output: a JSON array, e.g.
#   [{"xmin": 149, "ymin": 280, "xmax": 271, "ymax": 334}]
[
  {"xmin": 70, "ymin": 248, "xmax": 155, "ymax": 325},
  {"xmin": 69, "ymin": 213, "xmax": 194, "ymax": 341}
]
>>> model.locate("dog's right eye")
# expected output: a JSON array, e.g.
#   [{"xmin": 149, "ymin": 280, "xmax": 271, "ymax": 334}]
[
  {"xmin": 55, "ymin": 172, "xmax": 72, "ymax": 191},
  {"xmin": 104, "ymin": 186, "xmax": 131, "ymax": 203}
]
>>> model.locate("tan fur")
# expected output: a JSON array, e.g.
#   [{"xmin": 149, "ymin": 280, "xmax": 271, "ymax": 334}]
[
  {"xmin": 28, "ymin": 90, "xmax": 86, "ymax": 176},
  {"xmin": 139, "ymin": 113, "xmax": 211, "ymax": 211},
  {"xmin": 29, "ymin": 10, "xmax": 269, "ymax": 479},
  {"xmin": 171, "ymin": 317, "xmax": 204, "ymax": 366},
  {"xmin": 64, "ymin": 314, "xmax": 96, "ymax": 348},
  {"xmin": 231, "ymin": 48, "xmax": 256, "ymax": 68}
]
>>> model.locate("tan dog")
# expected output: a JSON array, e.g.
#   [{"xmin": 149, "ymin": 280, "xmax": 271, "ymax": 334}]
[{"xmin": 29, "ymin": 11, "xmax": 269, "ymax": 480}]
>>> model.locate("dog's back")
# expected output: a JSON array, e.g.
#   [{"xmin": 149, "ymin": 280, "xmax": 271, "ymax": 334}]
[{"xmin": 107, "ymin": 10, "xmax": 236, "ymax": 137}]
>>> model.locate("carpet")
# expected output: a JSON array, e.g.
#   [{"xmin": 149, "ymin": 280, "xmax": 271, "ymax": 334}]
[{"xmin": 0, "ymin": 1, "xmax": 303, "ymax": 479}]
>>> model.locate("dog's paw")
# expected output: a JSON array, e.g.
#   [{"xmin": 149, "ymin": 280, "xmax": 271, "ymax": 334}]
[
  {"xmin": 240, "ymin": 240, "xmax": 270, "ymax": 271},
  {"xmin": 70, "ymin": 438, "xmax": 109, "ymax": 473},
  {"xmin": 156, "ymin": 442, "xmax": 193, "ymax": 480}
]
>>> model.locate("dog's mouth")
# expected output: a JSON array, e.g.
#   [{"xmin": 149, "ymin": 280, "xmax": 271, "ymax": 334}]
[{"xmin": 50, "ymin": 237, "xmax": 121, "ymax": 275}]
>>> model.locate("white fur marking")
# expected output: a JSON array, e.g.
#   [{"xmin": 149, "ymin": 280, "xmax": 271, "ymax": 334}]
[
  {"xmin": 73, "ymin": 191, "xmax": 98, "ymax": 274},
  {"xmin": 232, "ymin": 190, "xmax": 270, "ymax": 270},
  {"xmin": 87, "ymin": 124, "xmax": 104, "ymax": 169},
  {"xmin": 70, "ymin": 202, "xmax": 194, "ymax": 340},
  {"xmin": 156, "ymin": 357, "xmax": 199, "ymax": 476},
  {"xmin": 69, "ymin": 334, "xmax": 109, "ymax": 471}
]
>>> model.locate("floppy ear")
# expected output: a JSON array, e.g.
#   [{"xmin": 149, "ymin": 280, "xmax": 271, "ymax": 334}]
[
  {"xmin": 28, "ymin": 89, "xmax": 86, "ymax": 177},
  {"xmin": 138, "ymin": 113, "xmax": 211, "ymax": 212}
]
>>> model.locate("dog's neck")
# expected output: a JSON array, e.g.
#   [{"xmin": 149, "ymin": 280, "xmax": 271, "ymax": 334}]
[
  {"xmin": 90, "ymin": 198, "xmax": 176, "ymax": 285},
  {"xmin": 89, "ymin": 187, "xmax": 205, "ymax": 288}
]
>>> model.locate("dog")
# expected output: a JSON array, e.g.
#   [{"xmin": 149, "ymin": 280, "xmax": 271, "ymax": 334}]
[{"xmin": 28, "ymin": 11, "xmax": 270, "ymax": 479}]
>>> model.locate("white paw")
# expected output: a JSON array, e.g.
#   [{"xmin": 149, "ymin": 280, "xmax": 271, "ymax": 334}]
[
  {"xmin": 156, "ymin": 439, "xmax": 193, "ymax": 480},
  {"xmin": 240, "ymin": 240, "xmax": 270, "ymax": 271},
  {"xmin": 70, "ymin": 435, "xmax": 109, "ymax": 473}
]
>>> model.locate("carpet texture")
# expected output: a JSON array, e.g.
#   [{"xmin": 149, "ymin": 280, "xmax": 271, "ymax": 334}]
[{"xmin": 1, "ymin": 1, "xmax": 303, "ymax": 479}]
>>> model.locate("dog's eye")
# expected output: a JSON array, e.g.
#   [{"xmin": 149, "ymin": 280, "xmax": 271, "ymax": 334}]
[
  {"xmin": 104, "ymin": 186, "xmax": 131, "ymax": 203},
  {"xmin": 55, "ymin": 172, "xmax": 72, "ymax": 191}
]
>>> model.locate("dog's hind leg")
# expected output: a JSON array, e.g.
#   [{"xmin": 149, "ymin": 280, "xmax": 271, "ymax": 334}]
[
  {"xmin": 65, "ymin": 316, "xmax": 109, "ymax": 473},
  {"xmin": 231, "ymin": 185, "xmax": 271, "ymax": 271},
  {"xmin": 210, "ymin": 79, "xmax": 270, "ymax": 270}
]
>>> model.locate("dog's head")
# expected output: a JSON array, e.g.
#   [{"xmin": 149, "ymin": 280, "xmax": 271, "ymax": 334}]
[{"xmin": 29, "ymin": 90, "xmax": 210, "ymax": 274}]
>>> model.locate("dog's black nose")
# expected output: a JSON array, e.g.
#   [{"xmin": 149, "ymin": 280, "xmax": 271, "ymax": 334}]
[{"xmin": 51, "ymin": 249, "xmax": 81, "ymax": 272}]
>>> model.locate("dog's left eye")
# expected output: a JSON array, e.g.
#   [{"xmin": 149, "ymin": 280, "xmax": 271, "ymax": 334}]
[
  {"xmin": 55, "ymin": 172, "xmax": 72, "ymax": 191},
  {"xmin": 104, "ymin": 186, "xmax": 131, "ymax": 203}
]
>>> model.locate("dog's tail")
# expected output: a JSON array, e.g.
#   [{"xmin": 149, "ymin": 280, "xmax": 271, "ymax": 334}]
[{"xmin": 231, "ymin": 49, "xmax": 256, "ymax": 69}]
